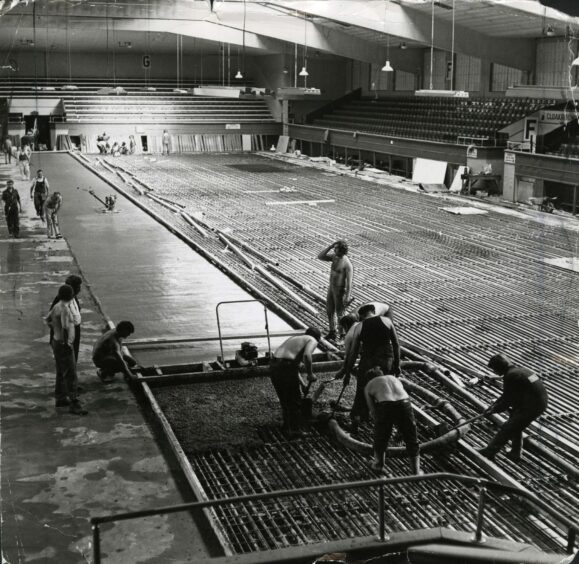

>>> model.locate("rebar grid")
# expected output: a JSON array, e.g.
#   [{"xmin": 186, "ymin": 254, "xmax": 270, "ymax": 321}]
[{"xmin": 92, "ymin": 153, "xmax": 579, "ymax": 554}]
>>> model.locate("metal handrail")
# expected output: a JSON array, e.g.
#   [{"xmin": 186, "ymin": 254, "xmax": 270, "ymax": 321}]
[
  {"xmin": 90, "ymin": 472, "xmax": 579, "ymax": 563},
  {"xmin": 215, "ymin": 299, "xmax": 271, "ymax": 362}
]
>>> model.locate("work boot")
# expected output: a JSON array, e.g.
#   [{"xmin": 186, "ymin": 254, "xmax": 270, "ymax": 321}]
[
  {"xmin": 372, "ymin": 451, "xmax": 385, "ymax": 471},
  {"xmin": 409, "ymin": 455, "xmax": 424, "ymax": 476},
  {"xmin": 477, "ymin": 447, "xmax": 496, "ymax": 462},
  {"xmin": 505, "ymin": 450, "xmax": 522, "ymax": 463},
  {"xmin": 69, "ymin": 401, "xmax": 88, "ymax": 416}
]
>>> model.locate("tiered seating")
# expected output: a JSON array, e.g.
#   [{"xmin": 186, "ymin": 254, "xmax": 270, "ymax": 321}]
[
  {"xmin": 312, "ymin": 96, "xmax": 556, "ymax": 146},
  {"xmin": 63, "ymin": 95, "xmax": 274, "ymax": 124}
]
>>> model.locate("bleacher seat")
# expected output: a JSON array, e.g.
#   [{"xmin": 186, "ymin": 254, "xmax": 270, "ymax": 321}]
[{"xmin": 311, "ymin": 96, "xmax": 556, "ymax": 146}]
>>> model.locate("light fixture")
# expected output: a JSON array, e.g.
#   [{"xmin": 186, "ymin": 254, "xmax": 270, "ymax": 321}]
[
  {"xmin": 382, "ymin": 1, "xmax": 394, "ymax": 73},
  {"xmin": 545, "ymin": 25, "xmax": 555, "ymax": 37},
  {"xmin": 400, "ymin": 42, "xmax": 407, "ymax": 50},
  {"xmin": 235, "ymin": 70, "xmax": 243, "ymax": 79},
  {"xmin": 282, "ymin": 67, "xmax": 289, "ymax": 74},
  {"xmin": 301, "ymin": 11, "xmax": 308, "ymax": 84}
]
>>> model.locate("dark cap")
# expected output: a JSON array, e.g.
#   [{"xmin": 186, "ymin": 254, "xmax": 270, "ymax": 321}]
[
  {"xmin": 488, "ymin": 354, "xmax": 510, "ymax": 375},
  {"xmin": 64, "ymin": 275, "xmax": 82, "ymax": 292}
]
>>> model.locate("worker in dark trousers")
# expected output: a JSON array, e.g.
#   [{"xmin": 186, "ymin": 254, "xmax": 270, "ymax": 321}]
[
  {"xmin": 365, "ymin": 368, "xmax": 422, "ymax": 475},
  {"xmin": 30, "ymin": 170, "xmax": 50, "ymax": 220},
  {"xmin": 50, "ymin": 275, "xmax": 82, "ymax": 362},
  {"xmin": 479, "ymin": 354, "xmax": 548, "ymax": 463},
  {"xmin": 269, "ymin": 327, "xmax": 321, "ymax": 438},
  {"xmin": 342, "ymin": 304, "xmax": 401, "ymax": 431},
  {"xmin": 2, "ymin": 180, "xmax": 21, "ymax": 238}
]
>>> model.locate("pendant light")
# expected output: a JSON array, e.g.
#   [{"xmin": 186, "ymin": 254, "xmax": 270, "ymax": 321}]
[
  {"xmin": 301, "ymin": 11, "xmax": 308, "ymax": 83},
  {"xmin": 236, "ymin": 0, "xmax": 246, "ymax": 79},
  {"xmin": 381, "ymin": 1, "xmax": 394, "ymax": 73}
]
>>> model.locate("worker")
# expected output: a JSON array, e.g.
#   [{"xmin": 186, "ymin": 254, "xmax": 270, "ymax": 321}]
[
  {"xmin": 478, "ymin": 354, "xmax": 548, "ymax": 463},
  {"xmin": 2, "ymin": 180, "xmax": 21, "ymax": 238},
  {"xmin": 365, "ymin": 367, "xmax": 421, "ymax": 475},
  {"xmin": 317, "ymin": 240, "xmax": 353, "ymax": 341},
  {"xmin": 44, "ymin": 192, "xmax": 63, "ymax": 239},
  {"xmin": 30, "ymin": 169, "xmax": 50, "ymax": 220},
  {"xmin": 92, "ymin": 321, "xmax": 138, "ymax": 382},
  {"xmin": 334, "ymin": 301, "xmax": 393, "ymax": 380},
  {"xmin": 45, "ymin": 284, "xmax": 87, "ymax": 415},
  {"xmin": 269, "ymin": 327, "xmax": 321, "ymax": 438},
  {"xmin": 342, "ymin": 304, "xmax": 401, "ymax": 432}
]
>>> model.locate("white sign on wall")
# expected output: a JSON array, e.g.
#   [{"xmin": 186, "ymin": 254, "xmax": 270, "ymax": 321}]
[
  {"xmin": 226, "ymin": 124, "xmax": 241, "ymax": 130},
  {"xmin": 504, "ymin": 152, "xmax": 516, "ymax": 164}
]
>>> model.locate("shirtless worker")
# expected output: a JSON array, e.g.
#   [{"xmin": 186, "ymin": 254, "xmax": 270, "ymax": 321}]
[
  {"xmin": 270, "ymin": 327, "xmax": 321, "ymax": 438},
  {"xmin": 341, "ymin": 304, "xmax": 401, "ymax": 432},
  {"xmin": 365, "ymin": 368, "xmax": 422, "ymax": 475},
  {"xmin": 317, "ymin": 240, "xmax": 353, "ymax": 341}
]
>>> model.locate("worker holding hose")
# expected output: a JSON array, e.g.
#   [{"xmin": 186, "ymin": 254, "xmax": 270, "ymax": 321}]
[
  {"xmin": 478, "ymin": 354, "xmax": 548, "ymax": 463},
  {"xmin": 365, "ymin": 367, "xmax": 422, "ymax": 475},
  {"xmin": 317, "ymin": 240, "xmax": 353, "ymax": 341},
  {"xmin": 269, "ymin": 327, "xmax": 321, "ymax": 439},
  {"xmin": 341, "ymin": 305, "xmax": 401, "ymax": 433}
]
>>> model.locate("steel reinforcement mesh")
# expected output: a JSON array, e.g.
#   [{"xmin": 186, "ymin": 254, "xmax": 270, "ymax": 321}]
[
  {"xmin": 93, "ymin": 153, "xmax": 578, "ymax": 553},
  {"xmin": 153, "ymin": 368, "xmax": 572, "ymax": 555}
]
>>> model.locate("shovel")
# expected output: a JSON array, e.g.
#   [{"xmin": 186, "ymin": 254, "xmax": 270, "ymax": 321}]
[
  {"xmin": 435, "ymin": 413, "xmax": 487, "ymax": 435},
  {"xmin": 330, "ymin": 381, "xmax": 349, "ymax": 418},
  {"xmin": 301, "ymin": 380, "xmax": 315, "ymax": 422}
]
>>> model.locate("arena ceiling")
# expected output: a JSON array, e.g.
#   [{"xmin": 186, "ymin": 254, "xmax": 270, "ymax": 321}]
[{"xmin": 0, "ymin": 0, "xmax": 577, "ymax": 70}]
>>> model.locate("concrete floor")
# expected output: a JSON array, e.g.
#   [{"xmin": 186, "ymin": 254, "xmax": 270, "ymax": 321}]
[{"xmin": 0, "ymin": 153, "xmax": 290, "ymax": 563}]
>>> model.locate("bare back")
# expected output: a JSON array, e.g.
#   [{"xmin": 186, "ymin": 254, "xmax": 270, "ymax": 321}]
[
  {"xmin": 366, "ymin": 375, "xmax": 409, "ymax": 403},
  {"xmin": 274, "ymin": 335, "xmax": 317, "ymax": 362}
]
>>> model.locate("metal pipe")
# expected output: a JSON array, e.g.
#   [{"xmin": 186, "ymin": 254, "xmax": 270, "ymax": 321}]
[
  {"xmin": 473, "ymin": 487, "xmax": 486, "ymax": 543},
  {"xmin": 378, "ymin": 483, "xmax": 386, "ymax": 541},
  {"xmin": 92, "ymin": 524, "xmax": 101, "ymax": 564}
]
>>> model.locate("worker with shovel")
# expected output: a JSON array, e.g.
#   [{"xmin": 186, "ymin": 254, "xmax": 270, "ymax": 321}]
[
  {"xmin": 269, "ymin": 327, "xmax": 321, "ymax": 439},
  {"xmin": 478, "ymin": 354, "xmax": 548, "ymax": 463}
]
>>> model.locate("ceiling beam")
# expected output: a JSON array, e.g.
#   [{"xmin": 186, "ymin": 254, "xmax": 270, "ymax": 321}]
[{"xmin": 271, "ymin": 0, "xmax": 535, "ymax": 70}]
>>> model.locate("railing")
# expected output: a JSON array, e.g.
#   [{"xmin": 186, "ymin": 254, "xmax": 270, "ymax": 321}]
[{"xmin": 90, "ymin": 472, "xmax": 579, "ymax": 563}]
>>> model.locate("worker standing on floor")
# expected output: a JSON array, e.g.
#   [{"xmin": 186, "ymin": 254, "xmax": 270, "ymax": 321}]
[
  {"xmin": 30, "ymin": 169, "xmax": 50, "ymax": 220},
  {"xmin": 269, "ymin": 327, "xmax": 321, "ymax": 438},
  {"xmin": 317, "ymin": 240, "xmax": 353, "ymax": 341},
  {"xmin": 479, "ymin": 354, "xmax": 548, "ymax": 463},
  {"xmin": 333, "ymin": 301, "xmax": 392, "ymax": 380},
  {"xmin": 2, "ymin": 180, "xmax": 21, "ymax": 238},
  {"xmin": 365, "ymin": 367, "xmax": 421, "ymax": 475},
  {"xmin": 342, "ymin": 304, "xmax": 401, "ymax": 432}
]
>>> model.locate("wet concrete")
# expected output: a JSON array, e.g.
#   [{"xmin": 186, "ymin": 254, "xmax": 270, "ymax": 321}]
[
  {"xmin": 29, "ymin": 152, "xmax": 291, "ymax": 365},
  {"xmin": 1, "ymin": 154, "xmax": 286, "ymax": 563}
]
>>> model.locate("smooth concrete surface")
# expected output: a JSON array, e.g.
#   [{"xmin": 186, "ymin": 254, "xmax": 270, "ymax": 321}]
[
  {"xmin": 30, "ymin": 151, "xmax": 291, "ymax": 365},
  {"xmin": 1, "ymin": 154, "xmax": 292, "ymax": 563}
]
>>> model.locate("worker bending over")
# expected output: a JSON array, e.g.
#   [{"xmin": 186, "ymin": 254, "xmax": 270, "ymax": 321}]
[
  {"xmin": 479, "ymin": 354, "xmax": 548, "ymax": 463},
  {"xmin": 365, "ymin": 368, "xmax": 421, "ymax": 475},
  {"xmin": 270, "ymin": 327, "xmax": 321, "ymax": 438},
  {"xmin": 317, "ymin": 240, "xmax": 353, "ymax": 341},
  {"xmin": 340, "ymin": 304, "xmax": 401, "ymax": 431},
  {"xmin": 92, "ymin": 321, "xmax": 138, "ymax": 382}
]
